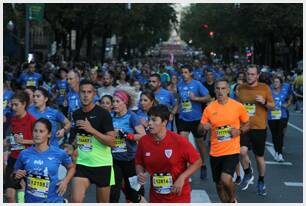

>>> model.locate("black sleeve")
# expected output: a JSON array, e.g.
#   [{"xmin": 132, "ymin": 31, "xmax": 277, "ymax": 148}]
[{"xmin": 100, "ymin": 109, "xmax": 114, "ymax": 133}]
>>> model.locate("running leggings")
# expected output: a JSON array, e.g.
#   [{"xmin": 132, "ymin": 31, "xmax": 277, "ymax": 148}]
[
  {"xmin": 268, "ymin": 119, "xmax": 286, "ymax": 154},
  {"xmin": 110, "ymin": 159, "xmax": 144, "ymax": 203}
]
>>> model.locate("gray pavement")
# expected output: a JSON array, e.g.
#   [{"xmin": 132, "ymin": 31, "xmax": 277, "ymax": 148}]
[{"xmin": 63, "ymin": 108, "xmax": 303, "ymax": 203}]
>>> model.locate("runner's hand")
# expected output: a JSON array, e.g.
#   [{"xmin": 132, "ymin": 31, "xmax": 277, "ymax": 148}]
[
  {"xmin": 137, "ymin": 172, "xmax": 146, "ymax": 185},
  {"xmin": 14, "ymin": 134, "xmax": 23, "ymax": 144},
  {"xmin": 203, "ymin": 123, "xmax": 211, "ymax": 130},
  {"xmin": 57, "ymin": 180, "xmax": 68, "ymax": 196},
  {"xmin": 189, "ymin": 92, "xmax": 197, "ymax": 101},
  {"xmin": 172, "ymin": 175, "xmax": 185, "ymax": 196},
  {"xmin": 15, "ymin": 170, "xmax": 27, "ymax": 179},
  {"xmin": 230, "ymin": 128, "xmax": 240, "ymax": 137},
  {"xmin": 76, "ymin": 118, "xmax": 94, "ymax": 134},
  {"xmin": 255, "ymin": 95, "xmax": 265, "ymax": 105},
  {"xmin": 56, "ymin": 128, "xmax": 65, "ymax": 138}
]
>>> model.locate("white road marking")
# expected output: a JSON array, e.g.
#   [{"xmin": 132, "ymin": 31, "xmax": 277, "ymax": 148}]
[
  {"xmin": 265, "ymin": 161, "xmax": 293, "ymax": 166},
  {"xmin": 284, "ymin": 182, "xmax": 303, "ymax": 187},
  {"xmin": 288, "ymin": 122, "xmax": 303, "ymax": 133},
  {"xmin": 191, "ymin": 189, "xmax": 211, "ymax": 203}
]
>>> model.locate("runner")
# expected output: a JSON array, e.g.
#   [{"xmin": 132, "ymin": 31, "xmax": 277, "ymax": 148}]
[
  {"xmin": 13, "ymin": 118, "xmax": 75, "ymax": 203},
  {"xmin": 268, "ymin": 76, "xmax": 292, "ymax": 162},
  {"xmin": 136, "ymin": 90, "xmax": 159, "ymax": 131},
  {"xmin": 4, "ymin": 91, "xmax": 36, "ymax": 203},
  {"xmin": 149, "ymin": 73, "xmax": 177, "ymax": 130},
  {"xmin": 71, "ymin": 80, "xmax": 115, "ymax": 203},
  {"xmin": 237, "ymin": 64, "xmax": 275, "ymax": 196},
  {"xmin": 135, "ymin": 104, "xmax": 202, "ymax": 202},
  {"xmin": 199, "ymin": 78, "xmax": 250, "ymax": 202},
  {"xmin": 176, "ymin": 65, "xmax": 211, "ymax": 180},
  {"xmin": 110, "ymin": 90, "xmax": 146, "ymax": 203},
  {"xmin": 17, "ymin": 61, "xmax": 42, "ymax": 89},
  {"xmin": 98, "ymin": 94, "xmax": 113, "ymax": 113},
  {"xmin": 28, "ymin": 87, "xmax": 71, "ymax": 147}
]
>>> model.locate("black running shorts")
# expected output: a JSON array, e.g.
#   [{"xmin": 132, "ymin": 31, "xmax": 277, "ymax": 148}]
[
  {"xmin": 74, "ymin": 164, "xmax": 112, "ymax": 187},
  {"xmin": 210, "ymin": 154, "xmax": 239, "ymax": 183},
  {"xmin": 240, "ymin": 129, "xmax": 267, "ymax": 157}
]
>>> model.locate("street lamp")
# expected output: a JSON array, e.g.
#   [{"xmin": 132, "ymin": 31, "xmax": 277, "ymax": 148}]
[{"xmin": 7, "ymin": 20, "xmax": 15, "ymax": 31}]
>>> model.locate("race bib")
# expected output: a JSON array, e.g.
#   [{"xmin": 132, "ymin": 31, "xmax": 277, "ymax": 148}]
[
  {"xmin": 271, "ymin": 110, "xmax": 282, "ymax": 120},
  {"xmin": 244, "ymin": 103, "xmax": 256, "ymax": 116},
  {"xmin": 112, "ymin": 138, "xmax": 127, "ymax": 153},
  {"xmin": 152, "ymin": 173, "xmax": 173, "ymax": 194},
  {"xmin": 182, "ymin": 100, "xmax": 192, "ymax": 112},
  {"xmin": 216, "ymin": 125, "xmax": 232, "ymax": 142},
  {"xmin": 77, "ymin": 134, "xmax": 93, "ymax": 152},
  {"xmin": 27, "ymin": 174, "xmax": 50, "ymax": 198},
  {"xmin": 59, "ymin": 88, "xmax": 66, "ymax": 96},
  {"xmin": 3, "ymin": 100, "xmax": 7, "ymax": 108},
  {"xmin": 26, "ymin": 80, "xmax": 36, "ymax": 87}
]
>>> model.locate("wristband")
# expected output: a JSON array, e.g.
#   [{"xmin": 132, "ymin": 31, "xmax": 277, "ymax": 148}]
[{"xmin": 127, "ymin": 133, "xmax": 135, "ymax": 140}]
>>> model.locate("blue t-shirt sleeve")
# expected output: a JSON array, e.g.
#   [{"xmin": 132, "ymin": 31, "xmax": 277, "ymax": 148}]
[
  {"xmin": 60, "ymin": 149, "xmax": 72, "ymax": 166},
  {"xmin": 56, "ymin": 110, "xmax": 66, "ymax": 123},
  {"xmin": 130, "ymin": 112, "xmax": 141, "ymax": 128},
  {"xmin": 197, "ymin": 81, "xmax": 209, "ymax": 96}
]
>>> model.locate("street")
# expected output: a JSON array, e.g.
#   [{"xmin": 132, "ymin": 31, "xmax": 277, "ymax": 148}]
[{"xmin": 63, "ymin": 107, "xmax": 303, "ymax": 203}]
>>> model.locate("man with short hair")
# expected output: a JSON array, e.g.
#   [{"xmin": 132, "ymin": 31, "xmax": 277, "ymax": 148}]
[
  {"xmin": 176, "ymin": 65, "xmax": 211, "ymax": 180},
  {"xmin": 97, "ymin": 71, "xmax": 116, "ymax": 98},
  {"xmin": 237, "ymin": 64, "xmax": 275, "ymax": 196},
  {"xmin": 135, "ymin": 104, "xmax": 202, "ymax": 202},
  {"xmin": 18, "ymin": 61, "xmax": 42, "ymax": 88},
  {"xmin": 199, "ymin": 78, "xmax": 250, "ymax": 203},
  {"xmin": 149, "ymin": 73, "xmax": 177, "ymax": 130},
  {"xmin": 71, "ymin": 80, "xmax": 115, "ymax": 203}
]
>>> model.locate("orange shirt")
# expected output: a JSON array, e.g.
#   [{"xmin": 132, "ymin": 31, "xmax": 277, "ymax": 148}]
[
  {"xmin": 237, "ymin": 83, "xmax": 274, "ymax": 129},
  {"xmin": 201, "ymin": 98, "xmax": 249, "ymax": 157}
]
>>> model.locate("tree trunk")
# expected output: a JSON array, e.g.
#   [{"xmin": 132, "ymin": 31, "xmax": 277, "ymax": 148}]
[
  {"xmin": 75, "ymin": 30, "xmax": 86, "ymax": 61},
  {"xmin": 270, "ymin": 33, "xmax": 275, "ymax": 67},
  {"xmin": 101, "ymin": 33, "xmax": 107, "ymax": 63},
  {"xmin": 86, "ymin": 30, "xmax": 93, "ymax": 62}
]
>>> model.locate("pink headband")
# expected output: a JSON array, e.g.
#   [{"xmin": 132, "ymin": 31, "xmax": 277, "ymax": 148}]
[{"xmin": 114, "ymin": 91, "xmax": 129, "ymax": 105}]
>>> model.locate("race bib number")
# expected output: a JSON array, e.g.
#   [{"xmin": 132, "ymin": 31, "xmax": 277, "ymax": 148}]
[
  {"xmin": 216, "ymin": 126, "xmax": 232, "ymax": 142},
  {"xmin": 271, "ymin": 110, "xmax": 282, "ymax": 120},
  {"xmin": 112, "ymin": 138, "xmax": 127, "ymax": 153},
  {"xmin": 3, "ymin": 100, "xmax": 7, "ymax": 108},
  {"xmin": 27, "ymin": 174, "xmax": 50, "ymax": 198},
  {"xmin": 77, "ymin": 134, "xmax": 93, "ymax": 152},
  {"xmin": 182, "ymin": 100, "xmax": 192, "ymax": 112},
  {"xmin": 152, "ymin": 173, "xmax": 173, "ymax": 194},
  {"xmin": 59, "ymin": 88, "xmax": 66, "ymax": 96},
  {"xmin": 244, "ymin": 103, "xmax": 256, "ymax": 116},
  {"xmin": 26, "ymin": 80, "xmax": 36, "ymax": 87}
]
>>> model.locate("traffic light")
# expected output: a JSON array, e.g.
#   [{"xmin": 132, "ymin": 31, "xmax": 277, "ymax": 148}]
[
  {"xmin": 201, "ymin": 24, "xmax": 209, "ymax": 29},
  {"xmin": 209, "ymin": 31, "xmax": 214, "ymax": 38}
]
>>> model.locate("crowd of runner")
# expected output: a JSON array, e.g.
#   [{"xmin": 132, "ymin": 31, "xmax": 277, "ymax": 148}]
[{"xmin": 3, "ymin": 58, "xmax": 303, "ymax": 203}]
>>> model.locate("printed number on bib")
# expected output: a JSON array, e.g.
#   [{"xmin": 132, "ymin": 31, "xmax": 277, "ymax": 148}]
[
  {"xmin": 26, "ymin": 80, "xmax": 36, "ymax": 87},
  {"xmin": 216, "ymin": 125, "xmax": 232, "ymax": 142},
  {"xmin": 112, "ymin": 138, "xmax": 127, "ymax": 153},
  {"xmin": 152, "ymin": 173, "xmax": 173, "ymax": 194},
  {"xmin": 77, "ymin": 134, "xmax": 93, "ymax": 152},
  {"xmin": 27, "ymin": 174, "xmax": 50, "ymax": 198},
  {"xmin": 271, "ymin": 110, "xmax": 281, "ymax": 120},
  {"xmin": 244, "ymin": 103, "xmax": 256, "ymax": 116},
  {"xmin": 182, "ymin": 100, "xmax": 192, "ymax": 112}
]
